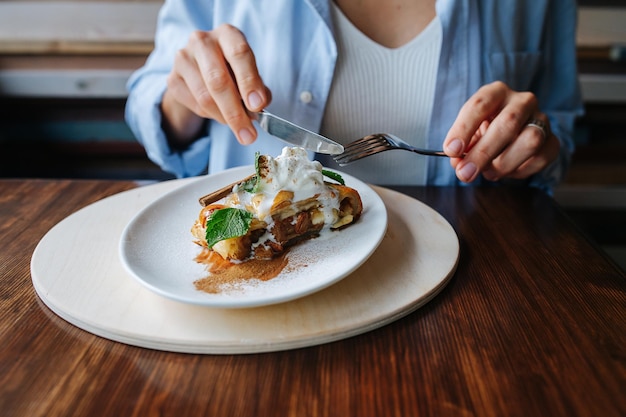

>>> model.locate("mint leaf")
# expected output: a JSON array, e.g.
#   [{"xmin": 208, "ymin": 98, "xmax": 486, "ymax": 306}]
[
  {"xmin": 205, "ymin": 208, "xmax": 253, "ymax": 248},
  {"xmin": 241, "ymin": 175, "xmax": 257, "ymax": 193},
  {"xmin": 322, "ymin": 169, "xmax": 345, "ymax": 185},
  {"xmin": 242, "ymin": 151, "xmax": 261, "ymax": 192}
]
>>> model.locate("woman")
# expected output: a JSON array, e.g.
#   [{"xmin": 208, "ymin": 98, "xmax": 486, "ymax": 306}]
[{"xmin": 125, "ymin": 0, "xmax": 583, "ymax": 191}]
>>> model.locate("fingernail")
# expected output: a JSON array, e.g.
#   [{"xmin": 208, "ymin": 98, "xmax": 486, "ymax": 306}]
[
  {"xmin": 238, "ymin": 128, "xmax": 255, "ymax": 145},
  {"xmin": 247, "ymin": 91, "xmax": 263, "ymax": 109},
  {"xmin": 458, "ymin": 162, "xmax": 477, "ymax": 182},
  {"xmin": 445, "ymin": 138, "xmax": 464, "ymax": 155}
]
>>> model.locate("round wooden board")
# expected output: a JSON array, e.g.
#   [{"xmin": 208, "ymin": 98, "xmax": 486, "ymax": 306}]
[{"xmin": 31, "ymin": 178, "xmax": 459, "ymax": 354}]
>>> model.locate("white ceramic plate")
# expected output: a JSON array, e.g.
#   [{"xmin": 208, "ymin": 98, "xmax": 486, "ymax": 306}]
[{"xmin": 119, "ymin": 166, "xmax": 387, "ymax": 308}]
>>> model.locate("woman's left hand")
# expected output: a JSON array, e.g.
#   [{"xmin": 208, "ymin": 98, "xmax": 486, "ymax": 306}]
[{"xmin": 443, "ymin": 81, "xmax": 560, "ymax": 183}]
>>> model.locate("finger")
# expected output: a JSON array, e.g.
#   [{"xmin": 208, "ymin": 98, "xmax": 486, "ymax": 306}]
[
  {"xmin": 481, "ymin": 131, "xmax": 543, "ymax": 182},
  {"xmin": 215, "ymin": 24, "xmax": 269, "ymax": 112},
  {"xmin": 485, "ymin": 117, "xmax": 559, "ymax": 180},
  {"xmin": 485, "ymin": 138, "xmax": 558, "ymax": 181},
  {"xmin": 168, "ymin": 49, "xmax": 224, "ymax": 122},
  {"xmin": 190, "ymin": 29, "xmax": 256, "ymax": 145},
  {"xmin": 455, "ymin": 91, "xmax": 538, "ymax": 182},
  {"xmin": 482, "ymin": 113, "xmax": 547, "ymax": 180},
  {"xmin": 443, "ymin": 81, "xmax": 508, "ymax": 157},
  {"xmin": 167, "ymin": 71, "xmax": 224, "ymax": 123},
  {"xmin": 512, "ymin": 132, "xmax": 560, "ymax": 179},
  {"xmin": 448, "ymin": 120, "xmax": 489, "ymax": 170}
]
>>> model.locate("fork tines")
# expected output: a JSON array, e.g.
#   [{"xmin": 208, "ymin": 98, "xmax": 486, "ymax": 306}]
[{"xmin": 333, "ymin": 134, "xmax": 391, "ymax": 166}]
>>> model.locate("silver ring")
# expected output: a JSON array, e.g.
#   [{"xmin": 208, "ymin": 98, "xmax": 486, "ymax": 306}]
[{"xmin": 526, "ymin": 118, "xmax": 547, "ymax": 140}]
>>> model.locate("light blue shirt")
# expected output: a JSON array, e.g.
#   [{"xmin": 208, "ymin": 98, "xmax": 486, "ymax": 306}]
[{"xmin": 125, "ymin": 0, "xmax": 583, "ymax": 191}]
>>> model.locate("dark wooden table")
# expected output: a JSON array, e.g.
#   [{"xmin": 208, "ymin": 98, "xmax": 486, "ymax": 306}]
[{"xmin": 1, "ymin": 179, "xmax": 624, "ymax": 417}]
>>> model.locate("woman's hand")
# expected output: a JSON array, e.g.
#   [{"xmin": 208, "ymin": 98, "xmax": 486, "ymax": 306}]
[
  {"xmin": 161, "ymin": 24, "xmax": 271, "ymax": 147},
  {"xmin": 443, "ymin": 81, "xmax": 559, "ymax": 183}
]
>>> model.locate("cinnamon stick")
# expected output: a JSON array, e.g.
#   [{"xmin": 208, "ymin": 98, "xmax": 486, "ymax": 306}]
[{"xmin": 198, "ymin": 174, "xmax": 255, "ymax": 206}]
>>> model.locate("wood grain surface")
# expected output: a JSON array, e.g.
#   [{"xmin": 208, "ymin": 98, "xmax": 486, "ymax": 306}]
[{"xmin": 1, "ymin": 179, "xmax": 624, "ymax": 417}]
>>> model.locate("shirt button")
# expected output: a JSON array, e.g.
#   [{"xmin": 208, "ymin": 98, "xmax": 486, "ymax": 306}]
[{"xmin": 299, "ymin": 90, "xmax": 313, "ymax": 104}]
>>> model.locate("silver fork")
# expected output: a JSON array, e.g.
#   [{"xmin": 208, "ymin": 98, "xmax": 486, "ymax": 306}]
[{"xmin": 333, "ymin": 133, "xmax": 452, "ymax": 166}]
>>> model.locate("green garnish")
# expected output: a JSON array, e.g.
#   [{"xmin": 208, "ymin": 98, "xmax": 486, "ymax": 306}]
[
  {"xmin": 322, "ymin": 169, "xmax": 345, "ymax": 185},
  {"xmin": 205, "ymin": 208, "xmax": 253, "ymax": 248},
  {"xmin": 240, "ymin": 175, "xmax": 257, "ymax": 193},
  {"xmin": 242, "ymin": 152, "xmax": 262, "ymax": 192}
]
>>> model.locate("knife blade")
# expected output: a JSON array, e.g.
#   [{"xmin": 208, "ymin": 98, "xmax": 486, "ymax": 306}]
[{"xmin": 256, "ymin": 110, "xmax": 344, "ymax": 155}]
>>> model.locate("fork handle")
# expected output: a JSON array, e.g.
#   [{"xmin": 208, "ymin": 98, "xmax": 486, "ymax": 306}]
[
  {"xmin": 411, "ymin": 148, "xmax": 447, "ymax": 157},
  {"xmin": 410, "ymin": 149, "xmax": 465, "ymax": 158}
]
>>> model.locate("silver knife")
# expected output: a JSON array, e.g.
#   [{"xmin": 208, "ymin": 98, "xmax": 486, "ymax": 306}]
[{"xmin": 256, "ymin": 110, "xmax": 344, "ymax": 155}]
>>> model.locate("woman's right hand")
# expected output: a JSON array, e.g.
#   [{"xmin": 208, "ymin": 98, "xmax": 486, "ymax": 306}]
[{"xmin": 161, "ymin": 24, "xmax": 271, "ymax": 147}]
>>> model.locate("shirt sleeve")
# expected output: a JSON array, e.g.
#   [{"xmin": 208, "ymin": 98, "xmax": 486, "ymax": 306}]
[
  {"xmin": 528, "ymin": 0, "xmax": 585, "ymax": 192},
  {"xmin": 124, "ymin": 0, "xmax": 215, "ymax": 178}
]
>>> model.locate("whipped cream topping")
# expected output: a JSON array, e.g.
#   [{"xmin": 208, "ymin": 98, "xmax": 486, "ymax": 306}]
[{"xmin": 230, "ymin": 147, "xmax": 340, "ymax": 227}]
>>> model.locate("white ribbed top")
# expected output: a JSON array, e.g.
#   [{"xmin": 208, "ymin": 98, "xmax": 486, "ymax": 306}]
[{"xmin": 319, "ymin": 4, "xmax": 442, "ymax": 185}]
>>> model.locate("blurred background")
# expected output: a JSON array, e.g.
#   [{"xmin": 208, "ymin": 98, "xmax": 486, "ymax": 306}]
[{"xmin": 0, "ymin": 0, "xmax": 624, "ymax": 269}]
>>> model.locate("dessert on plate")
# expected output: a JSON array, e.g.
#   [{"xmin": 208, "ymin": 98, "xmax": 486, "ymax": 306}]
[{"xmin": 191, "ymin": 147, "xmax": 363, "ymax": 262}]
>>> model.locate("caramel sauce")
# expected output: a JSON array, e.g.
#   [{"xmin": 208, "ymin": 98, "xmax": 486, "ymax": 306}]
[{"xmin": 193, "ymin": 249, "xmax": 289, "ymax": 294}]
